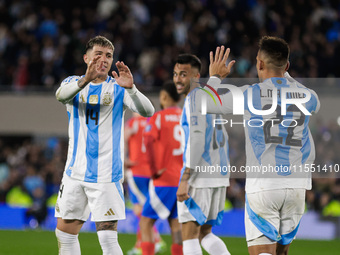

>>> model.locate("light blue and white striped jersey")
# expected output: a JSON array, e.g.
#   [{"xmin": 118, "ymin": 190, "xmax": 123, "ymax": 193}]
[
  {"xmin": 59, "ymin": 75, "xmax": 138, "ymax": 183},
  {"xmin": 181, "ymin": 88, "xmax": 230, "ymax": 188},
  {"xmin": 204, "ymin": 77, "xmax": 320, "ymax": 193}
]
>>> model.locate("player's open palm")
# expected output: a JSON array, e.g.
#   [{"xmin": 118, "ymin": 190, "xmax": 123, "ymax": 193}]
[
  {"xmin": 84, "ymin": 55, "xmax": 102, "ymax": 83},
  {"xmin": 112, "ymin": 61, "xmax": 134, "ymax": 89},
  {"xmin": 209, "ymin": 46, "xmax": 235, "ymax": 79}
]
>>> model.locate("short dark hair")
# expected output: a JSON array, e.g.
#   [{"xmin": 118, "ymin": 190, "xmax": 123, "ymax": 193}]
[
  {"xmin": 258, "ymin": 36, "xmax": 289, "ymax": 68},
  {"xmin": 161, "ymin": 80, "xmax": 180, "ymax": 102},
  {"xmin": 175, "ymin": 54, "xmax": 201, "ymax": 72},
  {"xmin": 85, "ymin": 35, "xmax": 114, "ymax": 53}
]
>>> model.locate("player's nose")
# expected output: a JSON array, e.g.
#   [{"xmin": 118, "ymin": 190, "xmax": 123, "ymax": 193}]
[{"xmin": 173, "ymin": 75, "xmax": 180, "ymax": 83}]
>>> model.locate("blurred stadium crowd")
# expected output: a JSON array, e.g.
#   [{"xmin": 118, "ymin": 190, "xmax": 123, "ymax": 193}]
[
  {"xmin": 0, "ymin": 0, "xmax": 340, "ymax": 226},
  {"xmin": 0, "ymin": 0, "xmax": 340, "ymax": 91}
]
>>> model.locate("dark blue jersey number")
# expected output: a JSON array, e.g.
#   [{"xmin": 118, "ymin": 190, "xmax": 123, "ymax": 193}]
[
  {"xmin": 86, "ymin": 109, "xmax": 99, "ymax": 125},
  {"xmin": 262, "ymin": 104, "xmax": 305, "ymax": 147}
]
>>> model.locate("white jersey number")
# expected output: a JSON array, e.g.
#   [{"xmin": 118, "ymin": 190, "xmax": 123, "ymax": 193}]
[{"xmin": 173, "ymin": 124, "xmax": 183, "ymax": 156}]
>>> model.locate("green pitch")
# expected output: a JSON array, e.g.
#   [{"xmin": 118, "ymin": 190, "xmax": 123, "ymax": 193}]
[{"xmin": 0, "ymin": 230, "xmax": 339, "ymax": 255}]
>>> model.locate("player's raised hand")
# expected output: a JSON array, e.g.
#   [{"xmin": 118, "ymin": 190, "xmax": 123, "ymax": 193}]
[
  {"xmin": 82, "ymin": 55, "xmax": 102, "ymax": 86},
  {"xmin": 209, "ymin": 46, "xmax": 235, "ymax": 79},
  {"xmin": 112, "ymin": 61, "xmax": 134, "ymax": 89}
]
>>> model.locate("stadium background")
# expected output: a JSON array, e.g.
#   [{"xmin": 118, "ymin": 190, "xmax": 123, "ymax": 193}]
[{"xmin": 0, "ymin": 0, "xmax": 340, "ymax": 254}]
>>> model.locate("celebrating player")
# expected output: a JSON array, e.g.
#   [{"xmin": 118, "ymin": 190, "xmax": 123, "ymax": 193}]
[
  {"xmin": 54, "ymin": 35, "xmax": 154, "ymax": 255},
  {"xmin": 202, "ymin": 37, "xmax": 320, "ymax": 255},
  {"xmin": 175, "ymin": 54, "xmax": 231, "ymax": 255},
  {"xmin": 139, "ymin": 81, "xmax": 183, "ymax": 255}
]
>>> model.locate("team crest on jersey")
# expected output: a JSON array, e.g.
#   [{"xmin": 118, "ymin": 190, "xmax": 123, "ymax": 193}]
[
  {"xmin": 102, "ymin": 92, "xmax": 112, "ymax": 106},
  {"xmin": 89, "ymin": 95, "xmax": 99, "ymax": 105}
]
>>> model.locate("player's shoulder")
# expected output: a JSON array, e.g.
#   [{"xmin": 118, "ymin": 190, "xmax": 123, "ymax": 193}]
[
  {"xmin": 148, "ymin": 110, "xmax": 162, "ymax": 121},
  {"xmin": 106, "ymin": 76, "xmax": 116, "ymax": 84},
  {"xmin": 61, "ymin": 75, "xmax": 83, "ymax": 85}
]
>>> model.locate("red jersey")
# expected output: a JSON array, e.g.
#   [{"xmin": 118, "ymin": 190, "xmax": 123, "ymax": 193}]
[
  {"xmin": 126, "ymin": 116, "xmax": 151, "ymax": 178},
  {"xmin": 144, "ymin": 107, "xmax": 183, "ymax": 187}
]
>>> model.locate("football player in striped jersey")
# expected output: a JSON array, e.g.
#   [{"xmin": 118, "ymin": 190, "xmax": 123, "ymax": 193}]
[
  {"xmin": 175, "ymin": 54, "xmax": 231, "ymax": 255},
  {"xmin": 54, "ymin": 35, "xmax": 154, "ymax": 255},
  {"xmin": 203, "ymin": 37, "xmax": 320, "ymax": 255}
]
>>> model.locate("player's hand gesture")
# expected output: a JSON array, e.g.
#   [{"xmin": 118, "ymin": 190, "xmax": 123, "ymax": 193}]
[
  {"xmin": 209, "ymin": 46, "xmax": 235, "ymax": 79},
  {"xmin": 112, "ymin": 61, "xmax": 134, "ymax": 89},
  {"xmin": 82, "ymin": 55, "xmax": 102, "ymax": 86}
]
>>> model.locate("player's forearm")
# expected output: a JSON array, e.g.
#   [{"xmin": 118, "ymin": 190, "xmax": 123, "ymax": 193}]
[
  {"xmin": 180, "ymin": 167, "xmax": 191, "ymax": 182},
  {"xmin": 125, "ymin": 85, "xmax": 155, "ymax": 117},
  {"xmin": 56, "ymin": 78, "xmax": 88, "ymax": 103}
]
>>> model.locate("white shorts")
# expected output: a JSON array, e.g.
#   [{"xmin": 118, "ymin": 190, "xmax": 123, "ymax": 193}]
[
  {"xmin": 245, "ymin": 188, "xmax": 305, "ymax": 246},
  {"xmin": 55, "ymin": 174, "xmax": 126, "ymax": 222},
  {"xmin": 177, "ymin": 186, "xmax": 226, "ymax": 226}
]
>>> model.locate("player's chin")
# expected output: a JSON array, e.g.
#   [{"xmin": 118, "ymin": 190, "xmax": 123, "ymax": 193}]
[
  {"xmin": 99, "ymin": 70, "xmax": 109, "ymax": 76},
  {"xmin": 176, "ymin": 87, "xmax": 184, "ymax": 94}
]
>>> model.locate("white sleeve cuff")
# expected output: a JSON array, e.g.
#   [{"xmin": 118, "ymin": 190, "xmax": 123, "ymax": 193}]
[
  {"xmin": 126, "ymin": 84, "xmax": 138, "ymax": 95},
  {"xmin": 207, "ymin": 76, "xmax": 222, "ymax": 86}
]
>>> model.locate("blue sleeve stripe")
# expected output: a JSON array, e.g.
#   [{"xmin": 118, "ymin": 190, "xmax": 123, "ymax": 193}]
[
  {"xmin": 66, "ymin": 94, "xmax": 80, "ymax": 176},
  {"xmin": 305, "ymin": 92, "xmax": 318, "ymax": 113},
  {"xmin": 181, "ymin": 101, "xmax": 189, "ymax": 166},
  {"xmin": 246, "ymin": 195, "xmax": 281, "ymax": 242},
  {"xmin": 84, "ymin": 85, "xmax": 102, "ymax": 182},
  {"xmin": 202, "ymin": 115, "xmax": 213, "ymax": 165},
  {"xmin": 111, "ymin": 85, "xmax": 125, "ymax": 182}
]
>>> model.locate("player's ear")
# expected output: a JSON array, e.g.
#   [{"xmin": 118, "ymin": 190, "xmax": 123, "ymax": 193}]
[
  {"xmin": 259, "ymin": 59, "xmax": 265, "ymax": 70},
  {"xmin": 83, "ymin": 54, "xmax": 88, "ymax": 64},
  {"xmin": 285, "ymin": 61, "xmax": 290, "ymax": 71}
]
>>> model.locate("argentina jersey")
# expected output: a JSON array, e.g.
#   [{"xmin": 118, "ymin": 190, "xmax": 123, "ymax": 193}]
[
  {"xmin": 243, "ymin": 77, "xmax": 320, "ymax": 192},
  {"xmin": 61, "ymin": 75, "xmax": 126, "ymax": 183},
  {"xmin": 181, "ymin": 88, "xmax": 230, "ymax": 188}
]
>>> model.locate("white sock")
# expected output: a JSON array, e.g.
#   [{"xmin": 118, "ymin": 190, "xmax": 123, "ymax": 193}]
[
  {"xmin": 97, "ymin": 230, "xmax": 123, "ymax": 255},
  {"xmin": 259, "ymin": 253, "xmax": 272, "ymax": 255},
  {"xmin": 55, "ymin": 228, "xmax": 81, "ymax": 255},
  {"xmin": 183, "ymin": 239, "xmax": 203, "ymax": 255},
  {"xmin": 201, "ymin": 233, "xmax": 230, "ymax": 255}
]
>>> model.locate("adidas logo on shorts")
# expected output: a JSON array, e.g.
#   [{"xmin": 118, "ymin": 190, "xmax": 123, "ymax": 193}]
[{"xmin": 104, "ymin": 208, "xmax": 115, "ymax": 216}]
